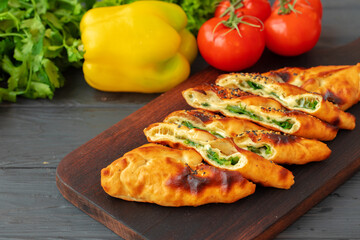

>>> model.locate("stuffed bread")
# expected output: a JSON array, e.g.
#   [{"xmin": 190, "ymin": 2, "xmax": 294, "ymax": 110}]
[
  {"xmin": 164, "ymin": 109, "xmax": 266, "ymax": 139},
  {"xmin": 182, "ymin": 84, "xmax": 338, "ymax": 141},
  {"xmin": 144, "ymin": 122, "xmax": 295, "ymax": 189},
  {"xmin": 164, "ymin": 110, "xmax": 330, "ymax": 164},
  {"xmin": 233, "ymin": 130, "xmax": 331, "ymax": 165},
  {"xmin": 216, "ymin": 73, "xmax": 356, "ymax": 130},
  {"xmin": 101, "ymin": 143, "xmax": 256, "ymax": 207},
  {"xmin": 263, "ymin": 63, "xmax": 360, "ymax": 110}
]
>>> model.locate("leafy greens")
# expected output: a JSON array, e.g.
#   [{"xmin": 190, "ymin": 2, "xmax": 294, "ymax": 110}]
[{"xmin": 0, "ymin": 0, "xmax": 91, "ymax": 102}]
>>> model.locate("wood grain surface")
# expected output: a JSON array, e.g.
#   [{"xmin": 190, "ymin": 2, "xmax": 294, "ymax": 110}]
[
  {"xmin": 1, "ymin": 1, "xmax": 360, "ymax": 239},
  {"xmin": 56, "ymin": 35, "xmax": 360, "ymax": 239}
]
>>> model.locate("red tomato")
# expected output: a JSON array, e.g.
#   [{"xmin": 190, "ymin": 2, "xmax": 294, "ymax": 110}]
[
  {"xmin": 264, "ymin": 3, "xmax": 321, "ymax": 56},
  {"xmin": 197, "ymin": 16, "xmax": 265, "ymax": 71},
  {"xmin": 272, "ymin": 0, "xmax": 322, "ymax": 18},
  {"xmin": 215, "ymin": 0, "xmax": 271, "ymax": 22}
]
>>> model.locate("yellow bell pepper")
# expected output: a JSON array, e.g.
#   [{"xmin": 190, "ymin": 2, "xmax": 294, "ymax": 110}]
[{"xmin": 80, "ymin": 1, "xmax": 198, "ymax": 93}]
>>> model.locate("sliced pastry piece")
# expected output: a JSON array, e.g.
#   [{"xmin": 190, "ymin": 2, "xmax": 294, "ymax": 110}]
[
  {"xmin": 164, "ymin": 109, "xmax": 266, "ymax": 139},
  {"xmin": 263, "ymin": 63, "xmax": 360, "ymax": 110},
  {"xmin": 101, "ymin": 143, "xmax": 256, "ymax": 207},
  {"xmin": 233, "ymin": 130, "xmax": 331, "ymax": 165},
  {"xmin": 182, "ymin": 84, "xmax": 338, "ymax": 141},
  {"xmin": 216, "ymin": 73, "xmax": 355, "ymax": 130},
  {"xmin": 144, "ymin": 122, "xmax": 295, "ymax": 189}
]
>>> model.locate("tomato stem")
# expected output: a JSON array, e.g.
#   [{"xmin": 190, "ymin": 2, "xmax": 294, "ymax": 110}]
[
  {"xmin": 213, "ymin": 11, "xmax": 263, "ymax": 39},
  {"xmin": 278, "ymin": 0, "xmax": 301, "ymax": 15},
  {"xmin": 223, "ymin": 11, "xmax": 263, "ymax": 30},
  {"xmin": 219, "ymin": 0, "xmax": 244, "ymax": 18}
]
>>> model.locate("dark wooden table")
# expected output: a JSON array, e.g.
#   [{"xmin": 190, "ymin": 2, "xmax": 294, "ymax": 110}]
[{"xmin": 1, "ymin": 1, "xmax": 359, "ymax": 239}]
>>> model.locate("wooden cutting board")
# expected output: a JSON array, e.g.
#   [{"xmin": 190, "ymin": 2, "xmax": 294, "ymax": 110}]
[{"xmin": 56, "ymin": 38, "xmax": 360, "ymax": 240}]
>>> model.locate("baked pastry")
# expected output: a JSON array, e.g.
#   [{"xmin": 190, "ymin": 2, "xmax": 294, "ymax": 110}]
[
  {"xmin": 216, "ymin": 73, "xmax": 355, "ymax": 130},
  {"xmin": 101, "ymin": 143, "xmax": 256, "ymax": 207},
  {"xmin": 144, "ymin": 122, "xmax": 295, "ymax": 189},
  {"xmin": 263, "ymin": 63, "xmax": 360, "ymax": 110},
  {"xmin": 164, "ymin": 110, "xmax": 330, "ymax": 164},
  {"xmin": 233, "ymin": 130, "xmax": 331, "ymax": 165},
  {"xmin": 164, "ymin": 109, "xmax": 266, "ymax": 138},
  {"xmin": 182, "ymin": 84, "xmax": 338, "ymax": 141}
]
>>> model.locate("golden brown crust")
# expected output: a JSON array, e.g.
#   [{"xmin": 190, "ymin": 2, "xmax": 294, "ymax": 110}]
[
  {"xmin": 187, "ymin": 84, "xmax": 286, "ymax": 109},
  {"xmin": 231, "ymin": 141, "xmax": 295, "ymax": 189},
  {"xmin": 259, "ymin": 108, "xmax": 338, "ymax": 141},
  {"xmin": 234, "ymin": 130, "xmax": 331, "ymax": 165},
  {"xmin": 262, "ymin": 65, "xmax": 349, "ymax": 83},
  {"xmin": 101, "ymin": 143, "xmax": 256, "ymax": 207},
  {"xmin": 164, "ymin": 109, "xmax": 223, "ymax": 126},
  {"xmin": 182, "ymin": 85, "xmax": 338, "ymax": 141},
  {"xmin": 312, "ymin": 99, "xmax": 355, "ymax": 130},
  {"xmin": 182, "ymin": 109, "xmax": 224, "ymax": 121},
  {"xmin": 144, "ymin": 123, "xmax": 295, "ymax": 189},
  {"xmin": 263, "ymin": 64, "xmax": 360, "ymax": 110},
  {"xmin": 214, "ymin": 118, "xmax": 267, "ymax": 136},
  {"xmin": 216, "ymin": 73, "xmax": 356, "ymax": 130}
]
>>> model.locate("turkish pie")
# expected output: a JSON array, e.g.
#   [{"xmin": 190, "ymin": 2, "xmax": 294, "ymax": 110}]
[
  {"xmin": 144, "ymin": 122, "xmax": 295, "ymax": 189},
  {"xmin": 233, "ymin": 130, "xmax": 331, "ymax": 165},
  {"xmin": 164, "ymin": 109, "xmax": 266, "ymax": 138},
  {"xmin": 101, "ymin": 143, "xmax": 256, "ymax": 207},
  {"xmin": 216, "ymin": 72, "xmax": 355, "ymax": 130},
  {"xmin": 182, "ymin": 84, "xmax": 338, "ymax": 141},
  {"xmin": 263, "ymin": 63, "xmax": 360, "ymax": 110}
]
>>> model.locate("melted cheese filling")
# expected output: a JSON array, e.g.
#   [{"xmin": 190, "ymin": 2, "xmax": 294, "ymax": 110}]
[
  {"xmin": 166, "ymin": 117, "xmax": 228, "ymax": 139},
  {"xmin": 145, "ymin": 124, "xmax": 247, "ymax": 169},
  {"xmin": 184, "ymin": 90, "xmax": 301, "ymax": 134},
  {"xmin": 217, "ymin": 76, "xmax": 322, "ymax": 112}
]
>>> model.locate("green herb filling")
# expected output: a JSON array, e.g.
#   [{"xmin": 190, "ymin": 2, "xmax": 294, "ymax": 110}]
[
  {"xmin": 206, "ymin": 149, "xmax": 239, "ymax": 166},
  {"xmin": 247, "ymin": 145, "xmax": 272, "ymax": 156},
  {"xmin": 226, "ymin": 105, "xmax": 294, "ymax": 130},
  {"xmin": 271, "ymin": 119, "xmax": 294, "ymax": 129},
  {"xmin": 183, "ymin": 139, "xmax": 203, "ymax": 148},
  {"xmin": 181, "ymin": 121, "xmax": 198, "ymax": 129},
  {"xmin": 295, "ymin": 98, "xmax": 318, "ymax": 110},
  {"xmin": 226, "ymin": 105, "xmax": 264, "ymax": 121},
  {"xmin": 246, "ymin": 80, "xmax": 264, "ymax": 90},
  {"xmin": 210, "ymin": 131, "xmax": 224, "ymax": 138},
  {"xmin": 269, "ymin": 91, "xmax": 280, "ymax": 98},
  {"xmin": 181, "ymin": 121, "xmax": 224, "ymax": 138},
  {"xmin": 201, "ymin": 102, "xmax": 210, "ymax": 107}
]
